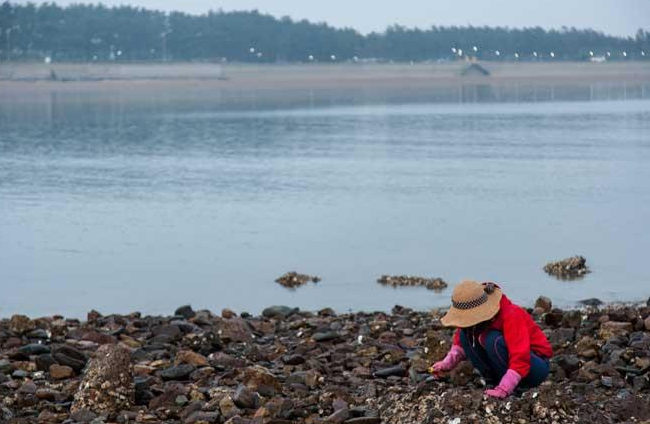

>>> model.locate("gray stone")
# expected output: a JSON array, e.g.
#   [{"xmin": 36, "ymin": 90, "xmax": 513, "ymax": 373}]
[
  {"xmin": 232, "ymin": 384, "xmax": 259, "ymax": 409},
  {"xmin": 161, "ymin": 364, "xmax": 195, "ymax": 381},
  {"xmin": 175, "ymin": 305, "xmax": 196, "ymax": 319},
  {"xmin": 185, "ymin": 411, "xmax": 220, "ymax": 424},
  {"xmin": 53, "ymin": 345, "xmax": 87, "ymax": 371},
  {"xmin": 313, "ymin": 331, "xmax": 341, "ymax": 342},
  {"xmin": 326, "ymin": 408, "xmax": 350, "ymax": 423},
  {"xmin": 344, "ymin": 418, "xmax": 381, "ymax": 424},
  {"xmin": 0, "ymin": 359, "xmax": 15, "ymax": 374},
  {"xmin": 35, "ymin": 354, "xmax": 58, "ymax": 371},
  {"xmin": 555, "ymin": 354, "xmax": 581, "ymax": 374},
  {"xmin": 262, "ymin": 306, "xmax": 298, "ymax": 319},
  {"xmin": 373, "ymin": 365, "xmax": 407, "ymax": 378},
  {"xmin": 580, "ymin": 298, "xmax": 603, "ymax": 307},
  {"xmin": 18, "ymin": 343, "xmax": 51, "ymax": 356},
  {"xmin": 70, "ymin": 409, "xmax": 98, "ymax": 423},
  {"xmin": 282, "ymin": 354, "xmax": 305, "ymax": 365}
]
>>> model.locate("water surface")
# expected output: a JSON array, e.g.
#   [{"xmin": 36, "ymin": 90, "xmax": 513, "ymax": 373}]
[{"xmin": 1, "ymin": 94, "xmax": 649, "ymax": 317}]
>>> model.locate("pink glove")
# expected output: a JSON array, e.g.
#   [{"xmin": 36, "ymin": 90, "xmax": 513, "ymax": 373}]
[
  {"xmin": 430, "ymin": 345, "xmax": 465, "ymax": 374},
  {"xmin": 484, "ymin": 369, "xmax": 522, "ymax": 399}
]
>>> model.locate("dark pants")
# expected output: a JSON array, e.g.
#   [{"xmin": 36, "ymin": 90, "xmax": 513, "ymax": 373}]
[{"xmin": 459, "ymin": 329, "xmax": 549, "ymax": 388}]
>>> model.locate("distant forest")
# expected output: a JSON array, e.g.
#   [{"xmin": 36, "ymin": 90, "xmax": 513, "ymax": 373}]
[{"xmin": 1, "ymin": 2, "xmax": 649, "ymax": 63}]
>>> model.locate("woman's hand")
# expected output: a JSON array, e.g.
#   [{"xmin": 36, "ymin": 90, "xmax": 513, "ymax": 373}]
[
  {"xmin": 484, "ymin": 369, "xmax": 522, "ymax": 398},
  {"xmin": 429, "ymin": 345, "xmax": 465, "ymax": 375}
]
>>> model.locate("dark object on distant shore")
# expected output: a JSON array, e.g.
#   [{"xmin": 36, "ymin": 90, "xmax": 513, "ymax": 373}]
[
  {"xmin": 544, "ymin": 256, "xmax": 590, "ymax": 280},
  {"xmin": 275, "ymin": 271, "xmax": 321, "ymax": 289},
  {"xmin": 461, "ymin": 63, "xmax": 490, "ymax": 77},
  {"xmin": 377, "ymin": 275, "xmax": 448, "ymax": 291}
]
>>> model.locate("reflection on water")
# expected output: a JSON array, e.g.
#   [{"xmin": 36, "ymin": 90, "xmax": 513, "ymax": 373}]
[
  {"xmin": 0, "ymin": 88, "xmax": 649, "ymax": 318},
  {"xmin": 1, "ymin": 81, "xmax": 649, "ymax": 125}
]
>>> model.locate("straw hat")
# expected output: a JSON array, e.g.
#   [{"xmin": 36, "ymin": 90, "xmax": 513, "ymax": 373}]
[{"xmin": 440, "ymin": 280, "xmax": 502, "ymax": 328}]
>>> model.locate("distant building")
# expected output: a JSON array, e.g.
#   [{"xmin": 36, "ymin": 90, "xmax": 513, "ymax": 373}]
[
  {"xmin": 590, "ymin": 56, "xmax": 607, "ymax": 63},
  {"xmin": 461, "ymin": 63, "xmax": 490, "ymax": 77}
]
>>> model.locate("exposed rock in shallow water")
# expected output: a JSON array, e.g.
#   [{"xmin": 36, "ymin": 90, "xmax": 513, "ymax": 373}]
[
  {"xmin": 544, "ymin": 255, "xmax": 590, "ymax": 280},
  {"xmin": 275, "ymin": 271, "xmax": 321, "ymax": 289},
  {"xmin": 580, "ymin": 297, "xmax": 603, "ymax": 307},
  {"xmin": 377, "ymin": 275, "xmax": 448, "ymax": 290}
]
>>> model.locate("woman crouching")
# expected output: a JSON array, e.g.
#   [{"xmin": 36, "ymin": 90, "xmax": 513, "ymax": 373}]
[{"xmin": 431, "ymin": 280, "xmax": 553, "ymax": 398}]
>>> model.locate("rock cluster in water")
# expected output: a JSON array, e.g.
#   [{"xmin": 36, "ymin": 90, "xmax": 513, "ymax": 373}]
[
  {"xmin": 544, "ymin": 255, "xmax": 590, "ymax": 280},
  {"xmin": 377, "ymin": 275, "xmax": 448, "ymax": 291},
  {"xmin": 1, "ymin": 298, "xmax": 649, "ymax": 424},
  {"xmin": 275, "ymin": 272, "xmax": 321, "ymax": 289}
]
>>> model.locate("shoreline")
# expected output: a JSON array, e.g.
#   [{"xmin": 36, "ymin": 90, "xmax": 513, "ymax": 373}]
[
  {"xmin": 1, "ymin": 297, "xmax": 649, "ymax": 423},
  {"xmin": 2, "ymin": 61, "xmax": 650, "ymax": 91},
  {"xmin": 2, "ymin": 62, "xmax": 648, "ymax": 111}
]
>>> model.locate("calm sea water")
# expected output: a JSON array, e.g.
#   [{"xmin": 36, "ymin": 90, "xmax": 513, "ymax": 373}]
[{"xmin": 1, "ymin": 92, "xmax": 650, "ymax": 318}]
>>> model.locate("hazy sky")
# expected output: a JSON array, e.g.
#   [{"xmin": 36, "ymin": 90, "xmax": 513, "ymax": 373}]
[{"xmin": 23, "ymin": 0, "xmax": 650, "ymax": 36}]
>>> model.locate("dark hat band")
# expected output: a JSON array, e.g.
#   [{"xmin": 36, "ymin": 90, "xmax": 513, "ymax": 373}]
[{"xmin": 452, "ymin": 292, "xmax": 488, "ymax": 310}]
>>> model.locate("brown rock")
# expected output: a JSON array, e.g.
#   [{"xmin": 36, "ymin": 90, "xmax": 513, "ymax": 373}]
[
  {"xmin": 535, "ymin": 296, "xmax": 552, "ymax": 313},
  {"xmin": 220, "ymin": 395, "xmax": 243, "ymax": 419},
  {"xmin": 644, "ymin": 316, "xmax": 650, "ymax": 331},
  {"xmin": 71, "ymin": 344, "xmax": 134, "ymax": 417},
  {"xmin": 599, "ymin": 321, "xmax": 634, "ymax": 339},
  {"xmin": 81, "ymin": 331, "xmax": 117, "ymax": 345},
  {"xmin": 222, "ymin": 308, "xmax": 236, "ymax": 319},
  {"xmin": 242, "ymin": 366, "xmax": 282, "ymax": 397},
  {"xmin": 218, "ymin": 318, "xmax": 253, "ymax": 343},
  {"xmin": 176, "ymin": 350, "xmax": 209, "ymax": 367},
  {"xmin": 9, "ymin": 314, "xmax": 36, "ymax": 334},
  {"xmin": 576, "ymin": 336, "xmax": 600, "ymax": 359},
  {"xmin": 149, "ymin": 384, "xmax": 187, "ymax": 409},
  {"xmin": 49, "ymin": 364, "xmax": 74, "ymax": 380},
  {"xmin": 449, "ymin": 360, "xmax": 474, "ymax": 385}
]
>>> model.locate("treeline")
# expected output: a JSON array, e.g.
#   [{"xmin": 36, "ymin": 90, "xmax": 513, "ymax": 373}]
[{"xmin": 0, "ymin": 1, "xmax": 649, "ymax": 62}]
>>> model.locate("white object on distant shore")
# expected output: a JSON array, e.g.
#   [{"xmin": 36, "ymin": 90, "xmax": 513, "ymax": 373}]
[
  {"xmin": 330, "ymin": 55, "xmax": 336, "ymax": 61},
  {"xmin": 308, "ymin": 55, "xmax": 314, "ymax": 61},
  {"xmin": 44, "ymin": 56, "xmax": 51, "ymax": 64}
]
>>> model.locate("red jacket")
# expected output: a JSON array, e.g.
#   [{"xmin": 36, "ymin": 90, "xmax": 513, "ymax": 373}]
[{"xmin": 452, "ymin": 293, "xmax": 553, "ymax": 378}]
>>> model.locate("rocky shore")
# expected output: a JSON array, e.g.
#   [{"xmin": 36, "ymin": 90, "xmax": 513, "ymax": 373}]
[{"xmin": 1, "ymin": 298, "xmax": 650, "ymax": 424}]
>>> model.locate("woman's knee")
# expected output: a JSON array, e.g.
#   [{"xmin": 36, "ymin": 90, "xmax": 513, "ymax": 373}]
[{"xmin": 484, "ymin": 331, "xmax": 509, "ymax": 367}]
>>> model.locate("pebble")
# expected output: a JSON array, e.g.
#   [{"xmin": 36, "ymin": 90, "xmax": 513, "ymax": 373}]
[
  {"xmin": 174, "ymin": 305, "xmax": 196, "ymax": 319},
  {"xmin": 17, "ymin": 343, "xmax": 51, "ymax": 356},
  {"xmin": 161, "ymin": 364, "xmax": 195, "ymax": 381},
  {"xmin": 49, "ymin": 364, "xmax": 74, "ymax": 380}
]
